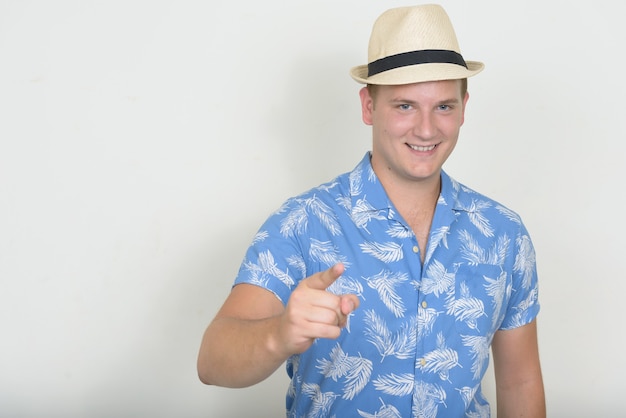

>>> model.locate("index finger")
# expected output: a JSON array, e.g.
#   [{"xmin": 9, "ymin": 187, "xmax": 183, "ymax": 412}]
[{"xmin": 304, "ymin": 263, "xmax": 345, "ymax": 291}]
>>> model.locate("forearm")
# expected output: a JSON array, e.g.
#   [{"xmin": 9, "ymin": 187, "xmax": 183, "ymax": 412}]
[
  {"xmin": 197, "ymin": 315, "xmax": 288, "ymax": 388},
  {"xmin": 197, "ymin": 267, "xmax": 357, "ymax": 388},
  {"xmin": 496, "ymin": 375, "xmax": 546, "ymax": 418},
  {"xmin": 492, "ymin": 321, "xmax": 545, "ymax": 417}
]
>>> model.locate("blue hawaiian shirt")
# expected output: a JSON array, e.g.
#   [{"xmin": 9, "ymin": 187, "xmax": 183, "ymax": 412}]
[{"xmin": 234, "ymin": 152, "xmax": 540, "ymax": 418}]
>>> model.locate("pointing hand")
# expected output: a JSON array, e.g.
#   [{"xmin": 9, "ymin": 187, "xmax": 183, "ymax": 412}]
[{"xmin": 278, "ymin": 263, "xmax": 360, "ymax": 355}]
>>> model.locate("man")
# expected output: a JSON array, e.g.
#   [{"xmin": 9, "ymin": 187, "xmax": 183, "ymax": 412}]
[{"xmin": 198, "ymin": 4, "xmax": 546, "ymax": 417}]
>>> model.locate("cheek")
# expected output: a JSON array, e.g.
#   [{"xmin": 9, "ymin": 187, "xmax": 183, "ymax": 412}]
[
  {"xmin": 376, "ymin": 123, "xmax": 400, "ymax": 140},
  {"xmin": 379, "ymin": 113, "xmax": 411, "ymax": 133},
  {"xmin": 390, "ymin": 121, "xmax": 417, "ymax": 138}
]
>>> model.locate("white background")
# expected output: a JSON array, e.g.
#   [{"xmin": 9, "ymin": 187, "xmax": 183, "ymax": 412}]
[{"xmin": 1, "ymin": 1, "xmax": 624, "ymax": 417}]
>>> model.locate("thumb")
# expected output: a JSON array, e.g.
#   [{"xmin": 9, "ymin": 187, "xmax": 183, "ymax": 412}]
[
  {"xmin": 305, "ymin": 263, "xmax": 344, "ymax": 291},
  {"xmin": 340, "ymin": 294, "xmax": 360, "ymax": 316}
]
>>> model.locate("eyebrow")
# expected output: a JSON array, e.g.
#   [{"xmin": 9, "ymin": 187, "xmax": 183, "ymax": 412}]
[{"xmin": 388, "ymin": 97, "xmax": 461, "ymax": 106}]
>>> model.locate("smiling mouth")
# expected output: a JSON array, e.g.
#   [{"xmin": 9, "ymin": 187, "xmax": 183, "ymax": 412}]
[{"xmin": 407, "ymin": 144, "xmax": 437, "ymax": 152}]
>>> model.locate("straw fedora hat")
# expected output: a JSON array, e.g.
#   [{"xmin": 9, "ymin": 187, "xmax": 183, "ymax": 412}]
[{"xmin": 350, "ymin": 4, "xmax": 484, "ymax": 85}]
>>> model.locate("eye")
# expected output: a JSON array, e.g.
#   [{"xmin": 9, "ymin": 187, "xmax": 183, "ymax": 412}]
[
  {"xmin": 398, "ymin": 103, "xmax": 412, "ymax": 111},
  {"xmin": 438, "ymin": 104, "xmax": 451, "ymax": 111}
]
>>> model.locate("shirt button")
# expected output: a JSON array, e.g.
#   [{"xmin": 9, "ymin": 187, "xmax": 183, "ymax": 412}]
[
  {"xmin": 419, "ymin": 358, "xmax": 426, "ymax": 366},
  {"xmin": 421, "ymin": 301, "xmax": 428, "ymax": 309},
  {"xmin": 412, "ymin": 245, "xmax": 419, "ymax": 253}
]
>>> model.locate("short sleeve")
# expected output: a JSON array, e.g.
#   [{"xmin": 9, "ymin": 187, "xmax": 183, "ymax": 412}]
[{"xmin": 499, "ymin": 222, "xmax": 541, "ymax": 330}]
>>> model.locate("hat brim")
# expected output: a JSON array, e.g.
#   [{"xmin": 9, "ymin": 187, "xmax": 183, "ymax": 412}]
[{"xmin": 349, "ymin": 61, "xmax": 484, "ymax": 85}]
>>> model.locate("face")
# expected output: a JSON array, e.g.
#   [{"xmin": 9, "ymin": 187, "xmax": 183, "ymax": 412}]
[{"xmin": 360, "ymin": 80, "xmax": 469, "ymax": 188}]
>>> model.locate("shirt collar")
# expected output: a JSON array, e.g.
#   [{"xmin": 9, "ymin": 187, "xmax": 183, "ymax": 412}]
[
  {"xmin": 439, "ymin": 169, "xmax": 478, "ymax": 214},
  {"xmin": 348, "ymin": 152, "xmax": 478, "ymax": 218},
  {"xmin": 349, "ymin": 152, "xmax": 394, "ymax": 218}
]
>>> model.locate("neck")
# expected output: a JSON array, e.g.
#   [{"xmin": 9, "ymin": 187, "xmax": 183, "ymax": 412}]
[
  {"xmin": 376, "ymin": 170, "xmax": 441, "ymax": 263},
  {"xmin": 378, "ymin": 170, "xmax": 442, "ymax": 215},
  {"xmin": 391, "ymin": 179, "xmax": 440, "ymax": 222}
]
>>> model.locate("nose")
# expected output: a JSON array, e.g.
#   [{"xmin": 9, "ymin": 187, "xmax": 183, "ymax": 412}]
[{"xmin": 412, "ymin": 111, "xmax": 436, "ymax": 140}]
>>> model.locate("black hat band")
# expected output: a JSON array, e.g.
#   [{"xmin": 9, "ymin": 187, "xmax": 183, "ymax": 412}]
[{"xmin": 368, "ymin": 49, "xmax": 467, "ymax": 77}]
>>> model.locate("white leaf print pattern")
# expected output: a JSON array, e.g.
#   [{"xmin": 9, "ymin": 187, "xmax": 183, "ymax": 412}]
[
  {"xmin": 426, "ymin": 225, "xmax": 451, "ymax": 258},
  {"xmin": 513, "ymin": 234, "xmax": 536, "ymax": 290},
  {"xmin": 421, "ymin": 260, "xmax": 458, "ymax": 297},
  {"xmin": 458, "ymin": 229, "xmax": 510, "ymax": 266},
  {"xmin": 357, "ymin": 399, "xmax": 402, "ymax": 418},
  {"xmin": 467, "ymin": 402, "xmax": 490, "ymax": 418},
  {"xmin": 251, "ymin": 230, "xmax": 269, "ymax": 244},
  {"xmin": 343, "ymin": 357, "xmax": 373, "ymax": 400},
  {"xmin": 280, "ymin": 195, "xmax": 342, "ymax": 238},
  {"xmin": 461, "ymin": 334, "xmax": 491, "ymax": 380},
  {"xmin": 308, "ymin": 195, "xmax": 342, "ymax": 236},
  {"xmin": 316, "ymin": 343, "xmax": 373, "ymax": 400},
  {"xmin": 418, "ymin": 332, "xmax": 461, "ymax": 382},
  {"xmin": 317, "ymin": 180, "xmax": 339, "ymax": 193},
  {"xmin": 301, "ymin": 383, "xmax": 338, "ymax": 418},
  {"xmin": 309, "ymin": 238, "xmax": 350, "ymax": 268},
  {"xmin": 465, "ymin": 199, "xmax": 494, "ymax": 237},
  {"xmin": 455, "ymin": 385, "xmax": 478, "ymax": 408},
  {"xmin": 386, "ymin": 223, "xmax": 413, "ymax": 239},
  {"xmin": 364, "ymin": 270, "xmax": 409, "ymax": 317},
  {"xmin": 351, "ymin": 197, "xmax": 387, "ymax": 232},
  {"xmin": 412, "ymin": 381, "xmax": 447, "ymax": 418},
  {"xmin": 372, "ymin": 373, "xmax": 414, "ymax": 396},
  {"xmin": 417, "ymin": 306, "xmax": 441, "ymax": 338},
  {"xmin": 286, "ymin": 254, "xmax": 306, "ymax": 278},
  {"xmin": 494, "ymin": 234, "xmax": 511, "ymax": 265},
  {"xmin": 316, "ymin": 343, "xmax": 352, "ymax": 381},
  {"xmin": 286, "ymin": 359, "xmax": 297, "ymax": 400},
  {"xmin": 272, "ymin": 199, "xmax": 290, "ymax": 216},
  {"xmin": 484, "ymin": 270, "xmax": 510, "ymax": 330},
  {"xmin": 508, "ymin": 283, "xmax": 539, "ymax": 328},
  {"xmin": 349, "ymin": 164, "xmax": 364, "ymax": 196},
  {"xmin": 450, "ymin": 176, "xmax": 462, "ymax": 192},
  {"xmin": 336, "ymin": 195, "xmax": 351, "ymax": 211},
  {"xmin": 280, "ymin": 201, "xmax": 308, "ymax": 238},
  {"xmin": 363, "ymin": 309, "xmax": 417, "ymax": 360},
  {"xmin": 445, "ymin": 282, "xmax": 485, "ymax": 331},
  {"xmin": 495, "ymin": 204, "xmax": 521, "ymax": 224},
  {"xmin": 366, "ymin": 162, "xmax": 377, "ymax": 182},
  {"xmin": 359, "ymin": 241, "xmax": 404, "ymax": 263},
  {"xmin": 243, "ymin": 250, "xmax": 294, "ymax": 288}
]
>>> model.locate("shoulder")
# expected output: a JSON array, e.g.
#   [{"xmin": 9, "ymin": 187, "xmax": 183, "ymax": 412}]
[
  {"xmin": 275, "ymin": 172, "xmax": 351, "ymax": 214},
  {"xmin": 443, "ymin": 171, "xmax": 525, "ymax": 228},
  {"xmin": 271, "ymin": 154, "xmax": 376, "ymax": 219}
]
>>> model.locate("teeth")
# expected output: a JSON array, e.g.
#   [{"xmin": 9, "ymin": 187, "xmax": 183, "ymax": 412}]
[{"xmin": 408, "ymin": 144, "xmax": 436, "ymax": 152}]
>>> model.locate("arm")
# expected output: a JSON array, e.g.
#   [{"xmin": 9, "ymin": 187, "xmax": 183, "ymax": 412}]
[
  {"xmin": 197, "ymin": 263, "xmax": 359, "ymax": 388},
  {"xmin": 491, "ymin": 319, "xmax": 546, "ymax": 417}
]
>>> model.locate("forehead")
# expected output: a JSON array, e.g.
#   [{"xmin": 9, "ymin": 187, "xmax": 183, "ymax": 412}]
[{"xmin": 371, "ymin": 79, "xmax": 464, "ymax": 103}]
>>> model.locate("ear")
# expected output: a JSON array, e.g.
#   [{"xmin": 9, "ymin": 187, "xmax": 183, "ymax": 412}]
[
  {"xmin": 359, "ymin": 86, "xmax": 374, "ymax": 126},
  {"xmin": 460, "ymin": 91, "xmax": 470, "ymax": 126}
]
